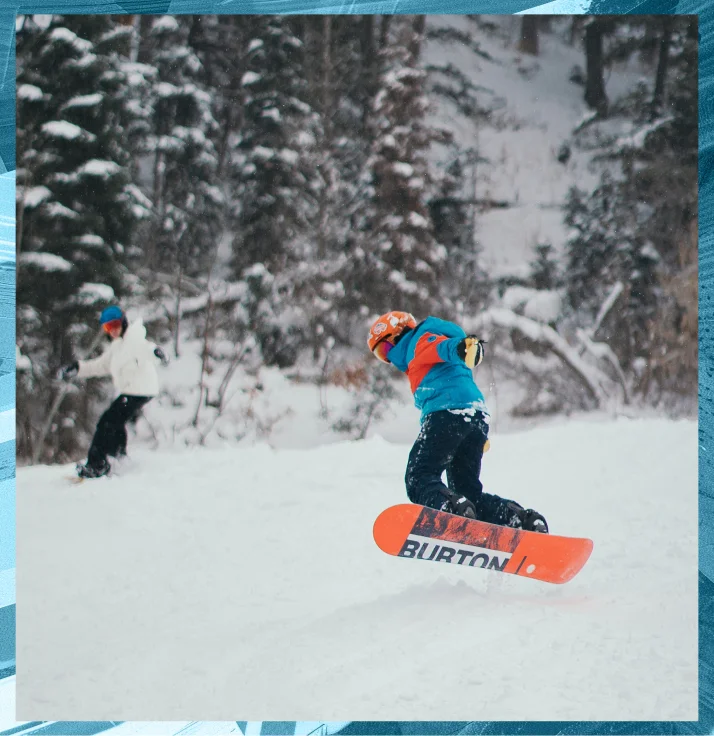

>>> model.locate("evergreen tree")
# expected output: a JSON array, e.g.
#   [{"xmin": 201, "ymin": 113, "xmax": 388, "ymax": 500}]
[
  {"xmin": 16, "ymin": 15, "xmax": 142, "ymax": 461},
  {"xmin": 136, "ymin": 16, "xmax": 223, "ymax": 281},
  {"xmin": 622, "ymin": 16, "xmax": 698, "ymax": 399},
  {"xmin": 530, "ymin": 243, "xmax": 559, "ymax": 290},
  {"xmin": 185, "ymin": 15, "xmax": 252, "ymax": 179},
  {"xmin": 289, "ymin": 17, "xmax": 371, "ymax": 358},
  {"xmin": 350, "ymin": 15, "xmax": 447, "ymax": 319},
  {"xmin": 230, "ymin": 16, "xmax": 320, "ymax": 276},
  {"xmin": 566, "ymin": 15, "xmax": 697, "ymax": 398},
  {"xmin": 227, "ymin": 16, "xmax": 323, "ymax": 365},
  {"xmin": 564, "ymin": 171, "xmax": 660, "ymax": 368},
  {"xmin": 430, "ymin": 152, "xmax": 488, "ymax": 316},
  {"xmin": 583, "ymin": 16, "xmax": 615, "ymax": 116}
]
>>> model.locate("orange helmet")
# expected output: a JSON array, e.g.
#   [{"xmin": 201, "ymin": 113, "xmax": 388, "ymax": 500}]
[{"xmin": 368, "ymin": 311, "xmax": 417, "ymax": 362}]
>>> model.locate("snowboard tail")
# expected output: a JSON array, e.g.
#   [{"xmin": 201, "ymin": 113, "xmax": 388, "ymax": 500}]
[{"xmin": 373, "ymin": 504, "xmax": 593, "ymax": 585}]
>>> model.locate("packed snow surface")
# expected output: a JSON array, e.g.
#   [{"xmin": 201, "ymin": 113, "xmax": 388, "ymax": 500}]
[{"xmin": 17, "ymin": 417, "xmax": 697, "ymax": 721}]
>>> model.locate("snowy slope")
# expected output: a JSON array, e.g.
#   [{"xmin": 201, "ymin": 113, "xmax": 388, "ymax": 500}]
[
  {"xmin": 424, "ymin": 16, "xmax": 646, "ymax": 279},
  {"xmin": 16, "ymin": 417, "xmax": 697, "ymax": 721}
]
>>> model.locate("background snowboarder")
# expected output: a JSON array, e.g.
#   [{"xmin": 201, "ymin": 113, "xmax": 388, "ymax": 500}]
[
  {"xmin": 368, "ymin": 311, "xmax": 548, "ymax": 532},
  {"xmin": 58, "ymin": 305, "xmax": 169, "ymax": 479}
]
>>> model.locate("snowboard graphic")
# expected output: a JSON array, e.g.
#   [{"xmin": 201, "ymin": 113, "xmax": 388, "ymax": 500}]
[{"xmin": 373, "ymin": 504, "xmax": 593, "ymax": 584}]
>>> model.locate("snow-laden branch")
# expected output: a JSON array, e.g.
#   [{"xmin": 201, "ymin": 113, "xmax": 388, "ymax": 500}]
[
  {"xmin": 475, "ymin": 308, "xmax": 618, "ymax": 408},
  {"xmin": 615, "ymin": 116, "xmax": 675, "ymax": 151},
  {"xmin": 591, "ymin": 281, "xmax": 624, "ymax": 338},
  {"xmin": 576, "ymin": 328, "xmax": 629, "ymax": 405}
]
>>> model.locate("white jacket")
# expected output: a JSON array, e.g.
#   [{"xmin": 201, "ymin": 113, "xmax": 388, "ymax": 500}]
[{"xmin": 78, "ymin": 319, "xmax": 161, "ymax": 397}]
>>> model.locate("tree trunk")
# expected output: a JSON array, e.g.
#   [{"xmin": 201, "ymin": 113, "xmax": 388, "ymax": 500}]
[
  {"xmin": 360, "ymin": 15, "xmax": 377, "ymax": 127},
  {"xmin": 192, "ymin": 294, "xmax": 214, "ymax": 428},
  {"xmin": 136, "ymin": 15, "xmax": 154, "ymax": 64},
  {"xmin": 379, "ymin": 16, "xmax": 391, "ymax": 54},
  {"xmin": 316, "ymin": 16, "xmax": 332, "ymax": 262},
  {"xmin": 570, "ymin": 17, "xmax": 585, "ymax": 45},
  {"xmin": 651, "ymin": 16, "xmax": 674, "ymax": 118},
  {"xmin": 174, "ymin": 263, "xmax": 182, "ymax": 359},
  {"xmin": 409, "ymin": 15, "xmax": 426, "ymax": 62},
  {"xmin": 129, "ymin": 15, "xmax": 140, "ymax": 63},
  {"xmin": 518, "ymin": 16, "xmax": 539, "ymax": 56},
  {"xmin": 215, "ymin": 17, "xmax": 246, "ymax": 180},
  {"xmin": 584, "ymin": 18, "xmax": 608, "ymax": 116},
  {"xmin": 322, "ymin": 15, "xmax": 332, "ymax": 125},
  {"xmin": 16, "ymin": 125, "xmax": 38, "ymax": 260}
]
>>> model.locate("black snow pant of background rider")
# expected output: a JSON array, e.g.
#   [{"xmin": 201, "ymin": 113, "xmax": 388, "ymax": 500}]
[
  {"xmin": 86, "ymin": 395, "xmax": 152, "ymax": 473},
  {"xmin": 405, "ymin": 409, "xmax": 519, "ymax": 526}
]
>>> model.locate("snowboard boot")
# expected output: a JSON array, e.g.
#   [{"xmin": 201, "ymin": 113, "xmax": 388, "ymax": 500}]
[
  {"xmin": 440, "ymin": 493, "xmax": 477, "ymax": 519},
  {"xmin": 505, "ymin": 501, "xmax": 549, "ymax": 534},
  {"xmin": 76, "ymin": 458, "xmax": 111, "ymax": 480}
]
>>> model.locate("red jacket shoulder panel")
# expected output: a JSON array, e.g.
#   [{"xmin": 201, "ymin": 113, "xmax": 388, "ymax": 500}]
[{"xmin": 407, "ymin": 333, "xmax": 447, "ymax": 393}]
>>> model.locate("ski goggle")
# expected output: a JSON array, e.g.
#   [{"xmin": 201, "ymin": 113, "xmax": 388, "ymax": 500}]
[
  {"xmin": 372, "ymin": 339, "xmax": 394, "ymax": 364},
  {"xmin": 102, "ymin": 318, "xmax": 123, "ymax": 334}
]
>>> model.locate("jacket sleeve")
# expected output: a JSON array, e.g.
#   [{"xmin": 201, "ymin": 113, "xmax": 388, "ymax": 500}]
[
  {"xmin": 435, "ymin": 336, "xmax": 468, "ymax": 364},
  {"xmin": 410, "ymin": 333, "xmax": 465, "ymax": 370},
  {"xmin": 77, "ymin": 348, "xmax": 112, "ymax": 379}
]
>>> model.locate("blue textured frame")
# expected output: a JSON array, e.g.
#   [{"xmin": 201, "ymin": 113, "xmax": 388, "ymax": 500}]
[{"xmin": 1, "ymin": 0, "xmax": 710, "ymax": 733}]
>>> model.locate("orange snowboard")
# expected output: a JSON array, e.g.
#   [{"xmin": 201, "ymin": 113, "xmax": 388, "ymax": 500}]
[{"xmin": 373, "ymin": 504, "xmax": 593, "ymax": 585}]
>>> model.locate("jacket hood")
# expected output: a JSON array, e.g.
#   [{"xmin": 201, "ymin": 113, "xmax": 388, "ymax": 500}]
[
  {"xmin": 418, "ymin": 316, "xmax": 466, "ymax": 339},
  {"xmin": 122, "ymin": 318, "xmax": 146, "ymax": 343}
]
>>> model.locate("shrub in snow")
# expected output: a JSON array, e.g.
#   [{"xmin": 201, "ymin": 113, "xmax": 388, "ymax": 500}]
[{"xmin": 332, "ymin": 362, "xmax": 401, "ymax": 440}]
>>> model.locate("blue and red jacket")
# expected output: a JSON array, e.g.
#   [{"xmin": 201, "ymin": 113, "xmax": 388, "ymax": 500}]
[{"xmin": 388, "ymin": 317, "xmax": 488, "ymax": 422}]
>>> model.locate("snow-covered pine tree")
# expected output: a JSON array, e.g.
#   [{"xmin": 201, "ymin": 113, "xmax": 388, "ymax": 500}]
[
  {"xmin": 231, "ymin": 16, "xmax": 319, "ymax": 274},
  {"xmin": 17, "ymin": 16, "xmax": 136, "ymax": 312},
  {"xmin": 16, "ymin": 15, "xmax": 142, "ymax": 462},
  {"xmin": 628, "ymin": 16, "xmax": 697, "ymax": 403},
  {"xmin": 564, "ymin": 170, "xmax": 660, "ymax": 371},
  {"xmin": 285, "ymin": 16, "xmax": 376, "ymax": 359},
  {"xmin": 134, "ymin": 15, "xmax": 223, "ymax": 284},
  {"xmin": 184, "ymin": 15, "xmax": 250, "ymax": 180},
  {"xmin": 429, "ymin": 152, "xmax": 488, "ymax": 322},
  {"xmin": 350, "ymin": 15, "xmax": 448, "ymax": 320},
  {"xmin": 564, "ymin": 15, "xmax": 697, "ymax": 401},
  {"xmin": 228, "ymin": 16, "xmax": 323, "ymax": 366},
  {"xmin": 530, "ymin": 243, "xmax": 560, "ymax": 291}
]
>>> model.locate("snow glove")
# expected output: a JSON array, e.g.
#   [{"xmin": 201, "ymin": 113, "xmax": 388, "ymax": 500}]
[
  {"xmin": 57, "ymin": 361, "xmax": 79, "ymax": 380},
  {"xmin": 154, "ymin": 347, "xmax": 169, "ymax": 366},
  {"xmin": 457, "ymin": 337, "xmax": 485, "ymax": 368}
]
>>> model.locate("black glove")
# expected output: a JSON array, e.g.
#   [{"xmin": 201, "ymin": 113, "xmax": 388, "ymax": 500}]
[
  {"xmin": 154, "ymin": 347, "xmax": 169, "ymax": 366},
  {"xmin": 456, "ymin": 336, "xmax": 485, "ymax": 368},
  {"xmin": 57, "ymin": 361, "xmax": 79, "ymax": 380}
]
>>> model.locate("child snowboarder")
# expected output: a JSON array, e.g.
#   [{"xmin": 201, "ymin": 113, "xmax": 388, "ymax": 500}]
[
  {"xmin": 58, "ymin": 305, "xmax": 168, "ymax": 479},
  {"xmin": 368, "ymin": 311, "xmax": 548, "ymax": 533}
]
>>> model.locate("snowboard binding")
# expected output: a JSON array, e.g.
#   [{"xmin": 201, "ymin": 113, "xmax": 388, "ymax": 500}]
[
  {"xmin": 440, "ymin": 491, "xmax": 548, "ymax": 533},
  {"xmin": 75, "ymin": 458, "xmax": 111, "ymax": 480},
  {"xmin": 440, "ymin": 496, "xmax": 477, "ymax": 519},
  {"xmin": 506, "ymin": 501, "xmax": 549, "ymax": 534},
  {"xmin": 439, "ymin": 490, "xmax": 477, "ymax": 519}
]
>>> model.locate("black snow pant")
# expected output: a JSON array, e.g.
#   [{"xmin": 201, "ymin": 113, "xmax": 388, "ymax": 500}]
[
  {"xmin": 86, "ymin": 395, "xmax": 152, "ymax": 471},
  {"xmin": 405, "ymin": 409, "xmax": 517, "ymax": 526}
]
